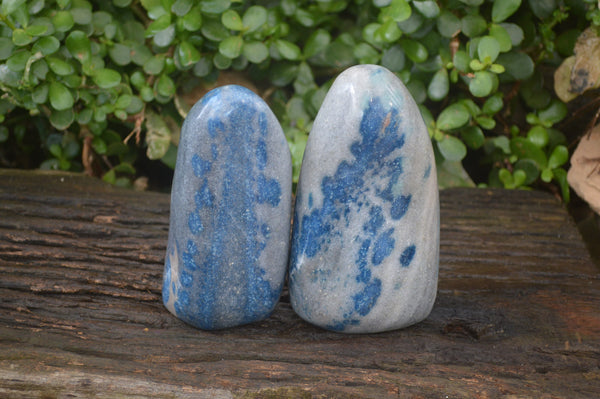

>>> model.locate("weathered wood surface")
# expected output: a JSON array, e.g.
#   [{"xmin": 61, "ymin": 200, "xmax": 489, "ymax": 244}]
[{"xmin": 0, "ymin": 169, "xmax": 598, "ymax": 398}]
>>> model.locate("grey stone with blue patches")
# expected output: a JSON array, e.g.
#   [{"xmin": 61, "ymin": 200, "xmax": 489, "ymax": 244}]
[
  {"xmin": 289, "ymin": 65, "xmax": 439, "ymax": 333},
  {"xmin": 162, "ymin": 85, "xmax": 292, "ymax": 330}
]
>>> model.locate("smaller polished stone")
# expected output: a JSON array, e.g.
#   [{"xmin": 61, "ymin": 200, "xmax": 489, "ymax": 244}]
[
  {"xmin": 162, "ymin": 85, "xmax": 292, "ymax": 330},
  {"xmin": 289, "ymin": 65, "xmax": 439, "ymax": 333}
]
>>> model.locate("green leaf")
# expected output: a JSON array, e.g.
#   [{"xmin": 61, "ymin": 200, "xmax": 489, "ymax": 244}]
[
  {"xmin": 513, "ymin": 169, "xmax": 527, "ymax": 187},
  {"xmin": 276, "ymin": 39, "xmax": 301, "ymax": 61},
  {"xmin": 377, "ymin": 17, "xmax": 401, "ymax": 43},
  {"xmin": 528, "ymin": 0, "xmax": 556, "ymax": 19},
  {"xmin": 71, "ymin": 7, "xmax": 92, "ymax": 25},
  {"xmin": 32, "ymin": 36, "xmax": 59, "ymax": 56},
  {"xmin": 413, "ymin": 1, "xmax": 439, "ymax": 18},
  {"xmin": 492, "ymin": 0, "xmax": 521, "ymax": 23},
  {"xmin": 478, "ymin": 36, "xmax": 500, "ymax": 63},
  {"xmin": 114, "ymin": 162, "xmax": 136, "ymax": 175},
  {"xmin": 437, "ymin": 10, "xmax": 461, "ymax": 38},
  {"xmin": 0, "ymin": 37, "xmax": 14, "ymax": 60},
  {"xmin": 295, "ymin": 9, "xmax": 318, "ymax": 27},
  {"xmin": 114, "ymin": 0, "xmax": 133, "ymax": 7},
  {"xmin": 458, "ymin": 0, "xmax": 483, "ymax": 5},
  {"xmin": 171, "ymin": 0, "xmax": 192, "ymax": 17},
  {"xmin": 140, "ymin": 0, "xmax": 167, "ymax": 19},
  {"xmin": 469, "ymin": 71, "xmax": 494, "ymax": 97},
  {"xmin": 541, "ymin": 167, "xmax": 553, "ymax": 183},
  {"xmin": 25, "ymin": 24, "xmax": 48, "ymax": 37},
  {"xmin": 552, "ymin": 167, "xmax": 570, "ymax": 202},
  {"xmin": 143, "ymin": 54, "xmax": 165, "ymax": 75},
  {"xmin": 475, "ymin": 115, "xmax": 496, "ymax": 130},
  {"xmin": 200, "ymin": 0, "xmax": 230, "ymax": 14},
  {"xmin": 526, "ymin": 125, "xmax": 548, "ymax": 148},
  {"xmin": 103, "ymin": 169, "xmax": 116, "ymax": 184},
  {"xmin": 243, "ymin": 41, "xmax": 268, "ymax": 63},
  {"xmin": 213, "ymin": 52, "xmax": 231, "ymax": 69},
  {"xmin": 47, "ymin": 56, "xmax": 74, "ymax": 75},
  {"xmin": 538, "ymin": 99, "xmax": 567, "ymax": 126},
  {"xmin": 114, "ymin": 94, "xmax": 132, "ymax": 110},
  {"xmin": 131, "ymin": 43, "xmax": 152, "ymax": 66},
  {"xmin": 492, "ymin": 136, "xmax": 511, "ymax": 154},
  {"xmin": 49, "ymin": 81, "xmax": 74, "ymax": 111},
  {"xmin": 201, "ymin": 20, "xmax": 229, "ymax": 41},
  {"xmin": 52, "ymin": 10, "xmax": 74, "ymax": 32},
  {"xmin": 461, "ymin": 126, "xmax": 485, "ymax": 149},
  {"xmin": 354, "ymin": 42, "xmax": 379, "ymax": 64},
  {"xmin": 153, "ymin": 24, "xmax": 175, "ymax": 47},
  {"xmin": 66, "ymin": 30, "xmax": 91, "ymax": 65},
  {"xmin": 510, "ymin": 137, "xmax": 547, "ymax": 168},
  {"xmin": 489, "ymin": 24, "xmax": 512, "ymax": 52},
  {"xmin": 381, "ymin": 44, "xmax": 404, "ymax": 71},
  {"xmin": 428, "ymin": 68, "xmax": 449, "ymax": 101},
  {"xmin": 219, "ymin": 35, "xmax": 243, "ymax": 59},
  {"xmin": 514, "ymin": 159, "xmax": 540, "ymax": 185},
  {"xmin": 146, "ymin": 13, "xmax": 171, "ymax": 35},
  {"xmin": 496, "ymin": 52, "xmax": 534, "ymax": 81},
  {"xmin": 92, "ymin": 137, "xmax": 107, "ymax": 154},
  {"xmin": 155, "ymin": 74, "xmax": 175, "ymax": 97},
  {"xmin": 31, "ymin": 59, "xmax": 49, "ymax": 81},
  {"xmin": 500, "ymin": 23, "xmax": 524, "ymax": 47},
  {"xmin": 382, "ymin": 0, "xmax": 411, "ymax": 22},
  {"xmin": 145, "ymin": 109, "xmax": 171, "ymax": 160},
  {"xmin": 109, "ymin": 43, "xmax": 131, "ymax": 66},
  {"xmin": 452, "ymin": 50, "xmax": 470, "ymax": 73},
  {"xmin": 243, "ymin": 5, "xmax": 267, "ymax": 33},
  {"xmin": 93, "ymin": 68, "xmax": 121, "ymax": 89},
  {"xmin": 6, "ymin": 49, "xmax": 30, "ymax": 72},
  {"xmin": 437, "ymin": 160, "xmax": 475, "ymax": 188},
  {"xmin": 548, "ymin": 145, "xmax": 568, "ymax": 169},
  {"xmin": 323, "ymin": 41, "xmax": 355, "ymax": 68},
  {"xmin": 182, "ymin": 6, "xmax": 202, "ymax": 31},
  {"xmin": 437, "ymin": 103, "xmax": 470, "ymax": 130},
  {"xmin": 437, "ymin": 135, "xmax": 467, "ymax": 161},
  {"xmin": 177, "ymin": 41, "xmax": 200, "ymax": 67},
  {"xmin": 32, "ymin": 83, "xmax": 48, "ymax": 103},
  {"xmin": 2, "ymin": 0, "xmax": 26, "ymax": 15},
  {"xmin": 400, "ymin": 38, "xmax": 428, "ymax": 63},
  {"xmin": 461, "ymin": 14, "xmax": 486, "ymax": 38},
  {"xmin": 483, "ymin": 93, "xmax": 503, "ymax": 115},
  {"xmin": 270, "ymin": 63, "xmax": 299, "ymax": 86},
  {"xmin": 304, "ymin": 29, "xmax": 330, "ymax": 58},
  {"xmin": 12, "ymin": 29, "xmax": 33, "ymax": 46},
  {"xmin": 222, "ymin": 9, "xmax": 243, "ymax": 31}
]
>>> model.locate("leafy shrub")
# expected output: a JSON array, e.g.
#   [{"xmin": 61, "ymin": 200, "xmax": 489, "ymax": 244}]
[{"xmin": 0, "ymin": 0, "xmax": 596, "ymax": 198}]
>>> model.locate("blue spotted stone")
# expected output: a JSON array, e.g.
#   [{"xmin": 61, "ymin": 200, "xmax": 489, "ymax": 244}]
[
  {"xmin": 162, "ymin": 85, "xmax": 292, "ymax": 330},
  {"xmin": 289, "ymin": 65, "xmax": 439, "ymax": 333}
]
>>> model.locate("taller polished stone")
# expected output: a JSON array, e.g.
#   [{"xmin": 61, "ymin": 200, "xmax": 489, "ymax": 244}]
[
  {"xmin": 163, "ymin": 85, "xmax": 292, "ymax": 330},
  {"xmin": 289, "ymin": 65, "xmax": 439, "ymax": 333}
]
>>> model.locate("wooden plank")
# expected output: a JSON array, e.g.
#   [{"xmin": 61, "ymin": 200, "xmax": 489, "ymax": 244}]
[{"xmin": 0, "ymin": 169, "xmax": 598, "ymax": 398}]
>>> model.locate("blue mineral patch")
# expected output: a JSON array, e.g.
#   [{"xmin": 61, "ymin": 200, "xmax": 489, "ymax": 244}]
[
  {"xmin": 257, "ymin": 174, "xmax": 281, "ymax": 207},
  {"xmin": 400, "ymin": 244, "xmax": 416, "ymax": 268},
  {"xmin": 192, "ymin": 154, "xmax": 211, "ymax": 178},
  {"xmin": 291, "ymin": 95, "xmax": 415, "ymax": 331},
  {"xmin": 391, "ymin": 195, "xmax": 411, "ymax": 220},
  {"xmin": 188, "ymin": 212, "xmax": 203, "ymax": 235},
  {"xmin": 372, "ymin": 228, "xmax": 395, "ymax": 266},
  {"xmin": 353, "ymin": 279, "xmax": 382, "ymax": 316}
]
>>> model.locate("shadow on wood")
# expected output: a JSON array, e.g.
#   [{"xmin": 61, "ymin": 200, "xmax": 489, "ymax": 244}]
[{"xmin": 0, "ymin": 169, "xmax": 599, "ymax": 398}]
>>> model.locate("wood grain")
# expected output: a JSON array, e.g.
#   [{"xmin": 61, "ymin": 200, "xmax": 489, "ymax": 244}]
[{"xmin": 0, "ymin": 169, "xmax": 598, "ymax": 398}]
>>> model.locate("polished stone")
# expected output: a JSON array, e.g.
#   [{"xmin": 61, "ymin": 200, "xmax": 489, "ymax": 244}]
[
  {"xmin": 162, "ymin": 85, "xmax": 292, "ymax": 330},
  {"xmin": 289, "ymin": 65, "xmax": 439, "ymax": 333}
]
